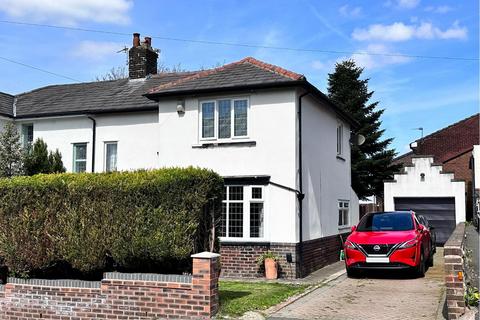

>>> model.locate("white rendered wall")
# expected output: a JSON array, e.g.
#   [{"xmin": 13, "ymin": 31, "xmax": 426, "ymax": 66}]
[
  {"xmin": 384, "ymin": 157, "xmax": 466, "ymax": 224},
  {"xmin": 157, "ymin": 89, "xmax": 298, "ymax": 243},
  {"xmin": 16, "ymin": 112, "xmax": 159, "ymax": 173},
  {"xmin": 300, "ymin": 93, "xmax": 359, "ymax": 240}
]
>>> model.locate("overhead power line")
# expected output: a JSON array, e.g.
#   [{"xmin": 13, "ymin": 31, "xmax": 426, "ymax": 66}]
[
  {"xmin": 1, "ymin": 19, "xmax": 478, "ymax": 62},
  {"xmin": 0, "ymin": 56, "xmax": 81, "ymax": 82}
]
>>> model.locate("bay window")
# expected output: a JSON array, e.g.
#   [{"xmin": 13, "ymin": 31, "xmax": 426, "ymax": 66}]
[{"xmin": 219, "ymin": 185, "xmax": 265, "ymax": 239}]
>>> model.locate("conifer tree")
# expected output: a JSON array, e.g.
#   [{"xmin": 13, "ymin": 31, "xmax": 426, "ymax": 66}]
[
  {"xmin": 327, "ymin": 60, "xmax": 401, "ymax": 199},
  {"xmin": 0, "ymin": 122, "xmax": 24, "ymax": 177}
]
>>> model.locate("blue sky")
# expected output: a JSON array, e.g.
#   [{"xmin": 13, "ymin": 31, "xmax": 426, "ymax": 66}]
[{"xmin": 0, "ymin": 0, "xmax": 478, "ymax": 154}]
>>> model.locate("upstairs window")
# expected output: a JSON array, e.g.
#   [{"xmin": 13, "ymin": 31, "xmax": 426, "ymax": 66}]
[
  {"xmin": 73, "ymin": 143, "xmax": 87, "ymax": 173},
  {"xmin": 336, "ymin": 122, "xmax": 343, "ymax": 155},
  {"xmin": 21, "ymin": 124, "xmax": 34, "ymax": 147},
  {"xmin": 200, "ymin": 98, "xmax": 248, "ymax": 140},
  {"xmin": 105, "ymin": 142, "xmax": 118, "ymax": 172}
]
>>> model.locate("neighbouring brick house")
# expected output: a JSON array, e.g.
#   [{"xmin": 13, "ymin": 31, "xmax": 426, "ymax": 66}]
[
  {"xmin": 385, "ymin": 114, "xmax": 479, "ymax": 244},
  {"xmin": 0, "ymin": 33, "xmax": 360, "ymax": 279}
]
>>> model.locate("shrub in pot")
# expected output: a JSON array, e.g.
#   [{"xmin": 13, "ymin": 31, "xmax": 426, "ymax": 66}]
[{"xmin": 256, "ymin": 251, "xmax": 279, "ymax": 279}]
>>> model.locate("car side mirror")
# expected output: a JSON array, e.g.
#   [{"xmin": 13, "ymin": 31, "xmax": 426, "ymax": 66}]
[
  {"xmin": 351, "ymin": 225, "xmax": 357, "ymax": 232},
  {"xmin": 417, "ymin": 224, "xmax": 425, "ymax": 232}
]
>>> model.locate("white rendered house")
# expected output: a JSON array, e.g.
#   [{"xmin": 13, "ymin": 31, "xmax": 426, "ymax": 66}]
[{"xmin": 0, "ymin": 33, "xmax": 359, "ymax": 278}]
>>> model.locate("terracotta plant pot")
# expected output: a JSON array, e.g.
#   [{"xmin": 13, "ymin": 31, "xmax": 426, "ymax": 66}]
[{"xmin": 264, "ymin": 258, "xmax": 278, "ymax": 279}]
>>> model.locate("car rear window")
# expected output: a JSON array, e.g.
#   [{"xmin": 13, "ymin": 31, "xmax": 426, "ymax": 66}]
[{"xmin": 357, "ymin": 212, "xmax": 414, "ymax": 231}]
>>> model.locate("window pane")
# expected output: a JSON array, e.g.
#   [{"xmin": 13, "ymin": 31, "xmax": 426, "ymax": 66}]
[
  {"xmin": 234, "ymin": 100, "xmax": 248, "ymax": 136},
  {"xmin": 222, "ymin": 187, "xmax": 227, "ymax": 200},
  {"xmin": 106, "ymin": 143, "xmax": 117, "ymax": 172},
  {"xmin": 229, "ymin": 203, "xmax": 243, "ymax": 237},
  {"xmin": 229, "ymin": 186, "xmax": 243, "ymax": 201},
  {"xmin": 337, "ymin": 124, "xmax": 342, "ymax": 154},
  {"xmin": 338, "ymin": 210, "xmax": 343, "ymax": 225},
  {"xmin": 219, "ymin": 202, "xmax": 227, "ymax": 237},
  {"xmin": 218, "ymin": 100, "xmax": 231, "ymax": 139},
  {"xmin": 75, "ymin": 161, "xmax": 87, "ymax": 173},
  {"xmin": 202, "ymin": 102, "xmax": 215, "ymax": 138},
  {"xmin": 250, "ymin": 203, "xmax": 264, "ymax": 237},
  {"xmin": 22, "ymin": 124, "xmax": 34, "ymax": 147},
  {"xmin": 252, "ymin": 187, "xmax": 262, "ymax": 199},
  {"xmin": 343, "ymin": 211, "xmax": 349, "ymax": 225},
  {"xmin": 75, "ymin": 144, "xmax": 87, "ymax": 160}
]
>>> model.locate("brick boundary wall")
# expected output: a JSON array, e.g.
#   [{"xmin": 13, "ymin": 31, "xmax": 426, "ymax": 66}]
[
  {"xmin": 444, "ymin": 222, "xmax": 466, "ymax": 320},
  {"xmin": 0, "ymin": 252, "xmax": 220, "ymax": 320},
  {"xmin": 301, "ymin": 232, "xmax": 349, "ymax": 276},
  {"xmin": 220, "ymin": 233, "xmax": 348, "ymax": 279}
]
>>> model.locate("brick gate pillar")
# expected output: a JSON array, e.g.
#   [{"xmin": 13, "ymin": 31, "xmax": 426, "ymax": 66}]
[{"xmin": 191, "ymin": 252, "xmax": 221, "ymax": 318}]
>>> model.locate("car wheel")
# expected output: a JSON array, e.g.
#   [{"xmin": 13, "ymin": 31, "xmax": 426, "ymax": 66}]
[
  {"xmin": 346, "ymin": 267, "xmax": 358, "ymax": 278},
  {"xmin": 427, "ymin": 250, "xmax": 434, "ymax": 267},
  {"xmin": 416, "ymin": 250, "xmax": 426, "ymax": 278}
]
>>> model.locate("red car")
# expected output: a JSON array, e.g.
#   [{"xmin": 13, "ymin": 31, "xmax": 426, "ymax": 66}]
[{"xmin": 344, "ymin": 211, "xmax": 434, "ymax": 277}]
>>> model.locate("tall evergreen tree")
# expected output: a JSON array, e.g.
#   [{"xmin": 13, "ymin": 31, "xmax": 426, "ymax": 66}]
[
  {"xmin": 0, "ymin": 122, "xmax": 24, "ymax": 177},
  {"xmin": 24, "ymin": 139, "xmax": 66, "ymax": 175},
  {"xmin": 327, "ymin": 60, "xmax": 401, "ymax": 199}
]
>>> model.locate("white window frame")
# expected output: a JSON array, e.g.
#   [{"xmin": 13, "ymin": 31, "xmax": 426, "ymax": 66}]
[
  {"xmin": 336, "ymin": 121, "xmax": 343, "ymax": 156},
  {"xmin": 199, "ymin": 97, "xmax": 250, "ymax": 142},
  {"xmin": 104, "ymin": 141, "xmax": 118, "ymax": 172},
  {"xmin": 21, "ymin": 123, "xmax": 34, "ymax": 148},
  {"xmin": 72, "ymin": 143, "xmax": 88, "ymax": 173},
  {"xmin": 338, "ymin": 200, "xmax": 350, "ymax": 228},
  {"xmin": 220, "ymin": 185, "xmax": 266, "ymax": 241}
]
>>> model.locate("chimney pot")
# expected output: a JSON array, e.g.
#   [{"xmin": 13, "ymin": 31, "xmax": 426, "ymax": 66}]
[
  {"xmin": 133, "ymin": 33, "xmax": 140, "ymax": 47},
  {"xmin": 145, "ymin": 37, "xmax": 152, "ymax": 46}
]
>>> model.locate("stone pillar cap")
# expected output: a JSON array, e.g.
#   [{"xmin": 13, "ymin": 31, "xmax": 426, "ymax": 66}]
[{"xmin": 191, "ymin": 251, "xmax": 221, "ymax": 259}]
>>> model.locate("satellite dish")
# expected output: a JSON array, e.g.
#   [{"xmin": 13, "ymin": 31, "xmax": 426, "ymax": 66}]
[{"xmin": 356, "ymin": 134, "xmax": 366, "ymax": 146}]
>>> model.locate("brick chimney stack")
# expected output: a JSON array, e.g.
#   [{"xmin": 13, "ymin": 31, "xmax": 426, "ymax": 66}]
[{"xmin": 128, "ymin": 33, "xmax": 158, "ymax": 79}]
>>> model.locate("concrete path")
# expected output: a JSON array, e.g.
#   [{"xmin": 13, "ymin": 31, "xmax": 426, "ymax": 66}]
[{"xmin": 269, "ymin": 248, "xmax": 445, "ymax": 320}]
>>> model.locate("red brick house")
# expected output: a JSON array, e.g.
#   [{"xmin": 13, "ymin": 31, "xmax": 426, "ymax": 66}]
[{"xmin": 393, "ymin": 113, "xmax": 479, "ymax": 221}]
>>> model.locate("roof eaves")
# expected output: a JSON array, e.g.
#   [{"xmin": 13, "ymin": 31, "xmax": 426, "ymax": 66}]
[
  {"xmin": 144, "ymin": 80, "xmax": 304, "ymax": 100},
  {"xmin": 14, "ymin": 105, "xmax": 158, "ymax": 119}
]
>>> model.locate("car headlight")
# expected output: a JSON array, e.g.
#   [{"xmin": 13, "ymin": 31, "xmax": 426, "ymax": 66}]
[
  {"xmin": 345, "ymin": 240, "xmax": 358, "ymax": 250},
  {"xmin": 398, "ymin": 239, "xmax": 417, "ymax": 249}
]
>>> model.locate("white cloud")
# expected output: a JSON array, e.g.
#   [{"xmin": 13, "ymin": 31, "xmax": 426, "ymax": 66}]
[
  {"xmin": 425, "ymin": 5, "xmax": 452, "ymax": 14},
  {"xmin": 352, "ymin": 21, "xmax": 467, "ymax": 41},
  {"xmin": 347, "ymin": 44, "xmax": 412, "ymax": 69},
  {"xmin": 397, "ymin": 0, "xmax": 420, "ymax": 9},
  {"xmin": 311, "ymin": 60, "xmax": 326, "ymax": 70},
  {"xmin": 72, "ymin": 41, "xmax": 125, "ymax": 61},
  {"xmin": 339, "ymin": 5, "xmax": 362, "ymax": 18},
  {"xmin": 0, "ymin": 0, "xmax": 132, "ymax": 25}
]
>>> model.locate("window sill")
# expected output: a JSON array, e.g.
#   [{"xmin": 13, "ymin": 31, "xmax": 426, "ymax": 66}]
[
  {"xmin": 220, "ymin": 238, "xmax": 269, "ymax": 245},
  {"xmin": 192, "ymin": 140, "xmax": 256, "ymax": 148},
  {"xmin": 336, "ymin": 155, "xmax": 346, "ymax": 162},
  {"xmin": 338, "ymin": 226, "xmax": 351, "ymax": 232}
]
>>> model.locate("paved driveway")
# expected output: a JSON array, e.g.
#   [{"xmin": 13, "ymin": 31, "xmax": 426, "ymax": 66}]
[{"xmin": 270, "ymin": 248, "xmax": 445, "ymax": 320}]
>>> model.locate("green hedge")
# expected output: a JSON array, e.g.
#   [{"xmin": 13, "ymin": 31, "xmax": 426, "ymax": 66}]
[{"xmin": 0, "ymin": 168, "xmax": 223, "ymax": 277}]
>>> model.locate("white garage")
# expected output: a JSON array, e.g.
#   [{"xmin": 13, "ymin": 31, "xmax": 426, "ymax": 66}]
[{"xmin": 384, "ymin": 156, "xmax": 465, "ymax": 245}]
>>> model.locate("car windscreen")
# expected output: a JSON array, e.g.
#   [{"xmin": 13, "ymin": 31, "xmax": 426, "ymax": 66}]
[{"xmin": 357, "ymin": 212, "xmax": 414, "ymax": 231}]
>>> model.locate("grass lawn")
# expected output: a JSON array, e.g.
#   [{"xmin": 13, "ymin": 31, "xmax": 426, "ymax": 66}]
[{"xmin": 218, "ymin": 280, "xmax": 309, "ymax": 318}]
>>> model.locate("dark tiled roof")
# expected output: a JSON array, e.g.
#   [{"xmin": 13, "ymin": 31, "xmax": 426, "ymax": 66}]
[
  {"xmin": 147, "ymin": 57, "xmax": 304, "ymax": 96},
  {"xmin": 395, "ymin": 113, "xmax": 479, "ymax": 165},
  {"xmin": 13, "ymin": 72, "xmax": 194, "ymax": 118},
  {"xmin": 2, "ymin": 57, "xmax": 357, "ymax": 127},
  {"xmin": 0, "ymin": 92, "xmax": 14, "ymax": 117}
]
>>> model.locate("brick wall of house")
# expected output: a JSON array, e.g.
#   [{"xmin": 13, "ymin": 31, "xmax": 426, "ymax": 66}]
[
  {"xmin": 0, "ymin": 252, "xmax": 220, "ymax": 320},
  {"xmin": 443, "ymin": 152, "xmax": 474, "ymax": 219},
  {"xmin": 219, "ymin": 242, "xmax": 299, "ymax": 279},
  {"xmin": 220, "ymin": 234, "xmax": 347, "ymax": 279}
]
